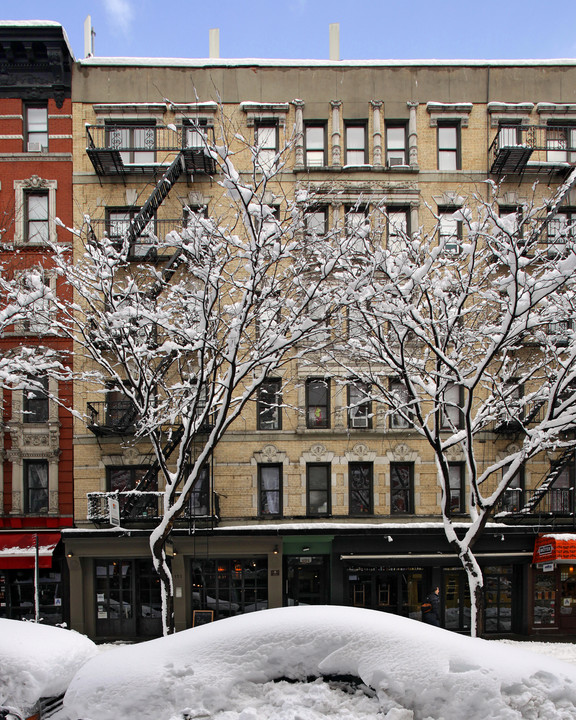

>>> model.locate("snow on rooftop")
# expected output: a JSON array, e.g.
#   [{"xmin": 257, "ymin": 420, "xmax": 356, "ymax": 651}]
[
  {"xmin": 63, "ymin": 605, "xmax": 576, "ymax": 720},
  {"xmin": 77, "ymin": 57, "xmax": 576, "ymax": 69}
]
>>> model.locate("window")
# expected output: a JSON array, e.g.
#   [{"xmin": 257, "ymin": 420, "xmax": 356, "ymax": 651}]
[
  {"xmin": 389, "ymin": 379, "xmax": 413, "ymax": 429},
  {"xmin": 345, "ymin": 122, "xmax": 367, "ymax": 165},
  {"xmin": 390, "ymin": 462, "xmax": 414, "ymax": 514},
  {"xmin": 306, "ymin": 378, "xmax": 330, "ymax": 429},
  {"xmin": 190, "ymin": 466, "xmax": 210, "ymax": 517},
  {"xmin": 546, "ymin": 124, "xmax": 576, "ymax": 163},
  {"xmin": 25, "ymin": 192, "xmax": 49, "ymax": 244},
  {"xmin": 106, "ymin": 207, "xmax": 156, "ymax": 259},
  {"xmin": 448, "ymin": 463, "xmax": 465, "ymax": 514},
  {"xmin": 23, "ymin": 376, "xmax": 49, "ymax": 423},
  {"xmin": 24, "ymin": 459, "xmax": 49, "ymax": 513},
  {"xmin": 184, "ymin": 119, "xmax": 208, "ymax": 148},
  {"xmin": 438, "ymin": 209, "xmax": 462, "ymax": 253},
  {"xmin": 108, "ymin": 465, "xmax": 158, "ymax": 519},
  {"xmin": 348, "ymin": 381, "xmax": 372, "ymax": 429},
  {"xmin": 386, "ymin": 123, "xmax": 407, "ymax": 166},
  {"xmin": 441, "ymin": 382, "xmax": 464, "ymax": 430},
  {"xmin": 25, "ymin": 105, "xmax": 48, "ymax": 152},
  {"xmin": 305, "ymin": 123, "xmax": 326, "ymax": 167},
  {"xmin": 257, "ymin": 379, "xmax": 282, "ymax": 430},
  {"xmin": 307, "ymin": 463, "xmax": 331, "ymax": 516},
  {"xmin": 387, "ymin": 209, "xmax": 409, "ymax": 253},
  {"xmin": 21, "ymin": 269, "xmax": 52, "ymax": 334},
  {"xmin": 499, "ymin": 206, "xmax": 523, "ymax": 243},
  {"xmin": 500, "ymin": 464, "xmax": 524, "ymax": 513},
  {"xmin": 498, "ymin": 121, "xmax": 522, "ymax": 149},
  {"xmin": 349, "ymin": 463, "xmax": 373, "ymax": 515},
  {"xmin": 258, "ymin": 464, "xmax": 282, "ymax": 516},
  {"xmin": 547, "ymin": 211, "xmax": 576, "ymax": 247},
  {"xmin": 551, "ymin": 464, "xmax": 574, "ymax": 514},
  {"xmin": 107, "ymin": 122, "xmax": 156, "ymax": 164},
  {"xmin": 437, "ymin": 123, "xmax": 460, "ymax": 171},
  {"xmin": 305, "ymin": 207, "xmax": 328, "ymax": 237},
  {"xmin": 104, "ymin": 387, "xmax": 138, "ymax": 433},
  {"xmin": 255, "ymin": 122, "xmax": 278, "ymax": 172},
  {"xmin": 345, "ymin": 206, "xmax": 368, "ymax": 238}
]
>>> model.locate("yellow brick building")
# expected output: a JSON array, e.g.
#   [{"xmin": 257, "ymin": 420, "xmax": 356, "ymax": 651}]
[{"xmin": 63, "ymin": 55, "xmax": 576, "ymax": 639}]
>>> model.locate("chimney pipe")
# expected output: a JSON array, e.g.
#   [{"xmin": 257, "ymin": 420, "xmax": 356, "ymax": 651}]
[
  {"xmin": 209, "ymin": 28, "xmax": 220, "ymax": 59},
  {"xmin": 84, "ymin": 15, "xmax": 95, "ymax": 58},
  {"xmin": 329, "ymin": 23, "xmax": 340, "ymax": 61}
]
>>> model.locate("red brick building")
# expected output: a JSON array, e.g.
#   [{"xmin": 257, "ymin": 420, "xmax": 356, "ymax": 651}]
[{"xmin": 0, "ymin": 21, "xmax": 74, "ymax": 624}]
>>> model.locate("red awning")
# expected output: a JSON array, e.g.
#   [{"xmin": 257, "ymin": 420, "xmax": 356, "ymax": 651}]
[
  {"xmin": 0, "ymin": 532, "xmax": 61, "ymax": 569},
  {"xmin": 533, "ymin": 533, "xmax": 576, "ymax": 565}
]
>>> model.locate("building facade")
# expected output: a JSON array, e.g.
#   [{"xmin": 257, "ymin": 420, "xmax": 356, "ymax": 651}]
[
  {"xmin": 0, "ymin": 22, "xmax": 74, "ymax": 624},
  {"xmin": 2, "ymin": 22, "xmax": 576, "ymax": 640},
  {"xmin": 61, "ymin": 54, "xmax": 576, "ymax": 640}
]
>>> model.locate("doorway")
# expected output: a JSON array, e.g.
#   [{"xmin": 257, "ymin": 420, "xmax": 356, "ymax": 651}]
[{"xmin": 285, "ymin": 555, "xmax": 329, "ymax": 606}]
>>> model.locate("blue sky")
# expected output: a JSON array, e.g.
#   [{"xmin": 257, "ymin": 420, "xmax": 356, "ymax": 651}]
[{"xmin": 7, "ymin": 0, "xmax": 576, "ymax": 61}]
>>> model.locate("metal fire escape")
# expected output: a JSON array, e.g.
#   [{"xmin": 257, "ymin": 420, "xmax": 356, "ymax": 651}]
[{"xmin": 86, "ymin": 124, "xmax": 217, "ymax": 522}]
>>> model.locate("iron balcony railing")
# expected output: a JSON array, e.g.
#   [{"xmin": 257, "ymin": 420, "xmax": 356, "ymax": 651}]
[
  {"xmin": 87, "ymin": 490, "xmax": 218, "ymax": 523},
  {"xmin": 87, "ymin": 400, "xmax": 138, "ymax": 436},
  {"xmin": 498, "ymin": 487, "xmax": 575, "ymax": 517},
  {"xmin": 489, "ymin": 124, "xmax": 576, "ymax": 174},
  {"xmin": 86, "ymin": 124, "xmax": 216, "ymax": 176},
  {"xmin": 89, "ymin": 218, "xmax": 186, "ymax": 261}
]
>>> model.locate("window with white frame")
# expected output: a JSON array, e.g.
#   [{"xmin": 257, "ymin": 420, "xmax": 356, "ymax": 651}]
[
  {"xmin": 106, "ymin": 121, "xmax": 156, "ymax": 164},
  {"xmin": 386, "ymin": 123, "xmax": 407, "ymax": 166},
  {"xmin": 547, "ymin": 210, "xmax": 576, "ymax": 247},
  {"xmin": 389, "ymin": 379, "xmax": 413, "ymax": 429},
  {"xmin": 441, "ymin": 382, "xmax": 464, "ymax": 430},
  {"xmin": 387, "ymin": 208, "xmax": 409, "ymax": 253},
  {"xmin": 438, "ymin": 209, "xmax": 462, "ymax": 253},
  {"xmin": 184, "ymin": 119, "xmax": 209, "ymax": 148},
  {"xmin": 305, "ymin": 207, "xmax": 328, "ymax": 238},
  {"xmin": 546, "ymin": 124, "xmax": 576, "ymax": 163},
  {"xmin": 255, "ymin": 122, "xmax": 278, "ymax": 172},
  {"xmin": 305, "ymin": 123, "xmax": 326, "ymax": 167},
  {"xmin": 20, "ymin": 268, "xmax": 54, "ymax": 335},
  {"xmin": 437, "ymin": 123, "xmax": 460, "ymax": 170},
  {"xmin": 25, "ymin": 105, "xmax": 48, "ymax": 152},
  {"xmin": 345, "ymin": 122, "xmax": 367, "ymax": 165},
  {"xmin": 348, "ymin": 381, "xmax": 372, "ymax": 429},
  {"xmin": 14, "ymin": 177, "xmax": 57, "ymax": 246},
  {"xmin": 257, "ymin": 379, "xmax": 282, "ymax": 431}
]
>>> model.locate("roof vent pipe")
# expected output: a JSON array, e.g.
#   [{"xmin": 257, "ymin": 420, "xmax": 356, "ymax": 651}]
[
  {"xmin": 329, "ymin": 23, "xmax": 340, "ymax": 61},
  {"xmin": 209, "ymin": 28, "xmax": 220, "ymax": 59},
  {"xmin": 84, "ymin": 15, "xmax": 95, "ymax": 58}
]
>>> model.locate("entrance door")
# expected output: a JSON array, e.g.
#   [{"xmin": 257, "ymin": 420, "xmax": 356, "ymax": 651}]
[
  {"xmin": 285, "ymin": 556, "xmax": 329, "ymax": 605},
  {"xmin": 346, "ymin": 567, "xmax": 423, "ymax": 620},
  {"xmin": 560, "ymin": 566, "xmax": 576, "ymax": 633},
  {"xmin": 443, "ymin": 569, "xmax": 471, "ymax": 632}
]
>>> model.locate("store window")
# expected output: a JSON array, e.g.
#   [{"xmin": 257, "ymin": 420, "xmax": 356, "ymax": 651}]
[
  {"xmin": 484, "ymin": 566, "xmax": 513, "ymax": 633},
  {"xmin": 533, "ymin": 570, "xmax": 556, "ymax": 627},
  {"xmin": 191, "ymin": 557, "xmax": 268, "ymax": 620}
]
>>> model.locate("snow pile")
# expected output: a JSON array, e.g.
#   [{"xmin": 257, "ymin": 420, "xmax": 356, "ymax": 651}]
[
  {"xmin": 64, "ymin": 606, "xmax": 576, "ymax": 720},
  {"xmin": 0, "ymin": 619, "xmax": 97, "ymax": 710}
]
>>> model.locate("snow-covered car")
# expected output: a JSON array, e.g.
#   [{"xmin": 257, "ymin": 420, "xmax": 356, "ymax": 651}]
[
  {"xmin": 0, "ymin": 619, "xmax": 97, "ymax": 720},
  {"xmin": 64, "ymin": 605, "xmax": 576, "ymax": 720}
]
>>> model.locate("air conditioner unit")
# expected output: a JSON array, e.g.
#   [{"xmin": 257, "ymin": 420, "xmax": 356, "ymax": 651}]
[
  {"xmin": 388, "ymin": 157, "xmax": 405, "ymax": 167},
  {"xmin": 351, "ymin": 415, "xmax": 369, "ymax": 428},
  {"xmin": 27, "ymin": 142, "xmax": 44, "ymax": 152}
]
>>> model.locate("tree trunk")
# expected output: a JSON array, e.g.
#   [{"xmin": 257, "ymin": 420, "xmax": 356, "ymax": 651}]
[
  {"xmin": 151, "ymin": 530, "xmax": 175, "ymax": 635},
  {"xmin": 459, "ymin": 546, "xmax": 484, "ymax": 638}
]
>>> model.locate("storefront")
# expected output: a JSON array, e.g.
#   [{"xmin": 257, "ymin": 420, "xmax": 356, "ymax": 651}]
[
  {"xmin": 0, "ymin": 532, "xmax": 66, "ymax": 625},
  {"xmin": 532, "ymin": 533, "xmax": 576, "ymax": 634}
]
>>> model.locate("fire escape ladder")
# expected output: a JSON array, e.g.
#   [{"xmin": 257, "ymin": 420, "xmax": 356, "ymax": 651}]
[
  {"xmin": 519, "ymin": 447, "xmax": 575, "ymax": 515},
  {"xmin": 122, "ymin": 424, "xmax": 186, "ymax": 518},
  {"xmin": 124, "ymin": 151, "xmax": 187, "ymax": 248}
]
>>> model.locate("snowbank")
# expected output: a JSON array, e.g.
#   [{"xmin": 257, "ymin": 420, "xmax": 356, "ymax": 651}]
[
  {"xmin": 64, "ymin": 606, "xmax": 576, "ymax": 720},
  {"xmin": 0, "ymin": 619, "xmax": 97, "ymax": 710}
]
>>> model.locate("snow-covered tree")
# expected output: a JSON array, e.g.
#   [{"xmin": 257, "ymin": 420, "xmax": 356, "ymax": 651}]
[
  {"xmin": 50, "ymin": 126, "xmax": 351, "ymax": 635},
  {"xmin": 324, "ymin": 170, "xmax": 576, "ymax": 636}
]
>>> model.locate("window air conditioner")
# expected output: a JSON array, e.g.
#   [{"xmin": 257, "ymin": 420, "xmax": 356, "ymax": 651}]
[
  {"xmin": 388, "ymin": 157, "xmax": 405, "ymax": 167},
  {"xmin": 351, "ymin": 415, "xmax": 369, "ymax": 428},
  {"xmin": 27, "ymin": 142, "xmax": 44, "ymax": 152}
]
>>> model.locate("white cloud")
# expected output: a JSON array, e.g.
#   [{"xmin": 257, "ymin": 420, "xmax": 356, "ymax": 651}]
[{"xmin": 103, "ymin": 0, "xmax": 134, "ymax": 35}]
